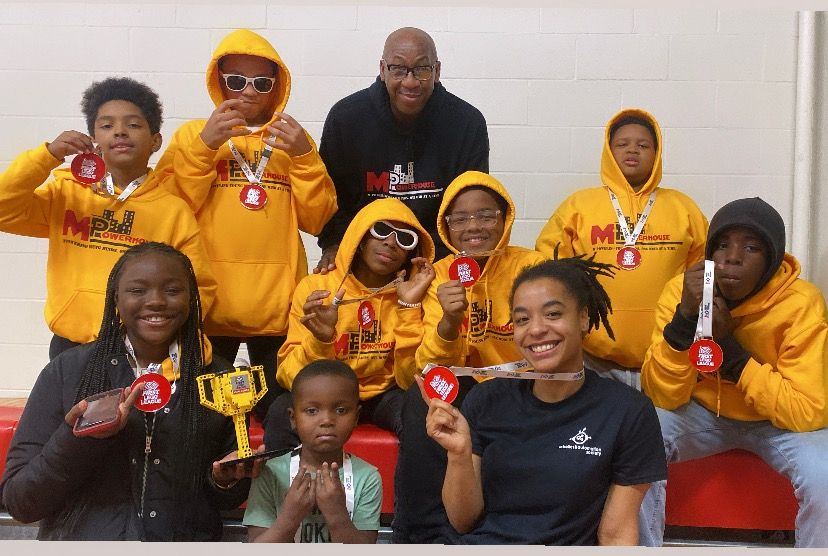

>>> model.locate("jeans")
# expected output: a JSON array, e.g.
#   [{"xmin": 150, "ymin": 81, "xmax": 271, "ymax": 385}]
[{"xmin": 640, "ymin": 400, "xmax": 828, "ymax": 548}]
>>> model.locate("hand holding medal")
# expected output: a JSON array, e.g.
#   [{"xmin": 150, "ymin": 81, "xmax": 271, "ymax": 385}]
[
  {"xmin": 414, "ymin": 371, "xmax": 470, "ymax": 456},
  {"xmin": 689, "ymin": 260, "xmax": 724, "ymax": 373},
  {"xmin": 299, "ymin": 287, "xmax": 346, "ymax": 343},
  {"xmin": 395, "ymin": 257, "xmax": 436, "ymax": 307},
  {"xmin": 47, "ymin": 130, "xmax": 105, "ymax": 186}
]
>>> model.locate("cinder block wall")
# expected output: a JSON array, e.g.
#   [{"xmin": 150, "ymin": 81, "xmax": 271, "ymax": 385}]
[{"xmin": 0, "ymin": 4, "xmax": 803, "ymax": 396}]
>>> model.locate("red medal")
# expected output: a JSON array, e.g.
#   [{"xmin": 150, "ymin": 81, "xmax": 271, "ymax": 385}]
[
  {"xmin": 449, "ymin": 256, "xmax": 480, "ymax": 288},
  {"xmin": 423, "ymin": 366, "xmax": 459, "ymax": 404},
  {"xmin": 71, "ymin": 153, "xmax": 106, "ymax": 185},
  {"xmin": 616, "ymin": 246, "xmax": 642, "ymax": 270},
  {"xmin": 357, "ymin": 300, "xmax": 375, "ymax": 330},
  {"xmin": 239, "ymin": 183, "xmax": 267, "ymax": 210},
  {"xmin": 689, "ymin": 338, "xmax": 723, "ymax": 373},
  {"xmin": 130, "ymin": 373, "xmax": 172, "ymax": 412}
]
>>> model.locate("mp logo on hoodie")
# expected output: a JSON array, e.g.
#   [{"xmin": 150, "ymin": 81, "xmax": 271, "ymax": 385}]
[
  {"xmin": 365, "ymin": 162, "xmax": 440, "ymax": 199},
  {"xmin": 62, "ymin": 208, "xmax": 146, "ymax": 251}
]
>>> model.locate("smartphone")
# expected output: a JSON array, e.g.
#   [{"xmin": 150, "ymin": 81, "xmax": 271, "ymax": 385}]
[{"xmin": 73, "ymin": 388, "xmax": 124, "ymax": 437}]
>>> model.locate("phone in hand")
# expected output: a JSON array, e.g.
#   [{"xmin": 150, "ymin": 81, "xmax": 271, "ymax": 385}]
[{"xmin": 73, "ymin": 388, "xmax": 124, "ymax": 437}]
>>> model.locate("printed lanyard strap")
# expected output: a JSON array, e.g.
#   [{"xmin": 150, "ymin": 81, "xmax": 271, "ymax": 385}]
[
  {"xmin": 608, "ymin": 190, "xmax": 657, "ymax": 247},
  {"xmin": 455, "ymin": 248, "xmax": 504, "ymax": 258},
  {"xmin": 289, "ymin": 447, "xmax": 354, "ymax": 542},
  {"xmin": 695, "ymin": 260, "xmax": 716, "ymax": 341},
  {"xmin": 228, "ymin": 139, "xmax": 273, "ymax": 185},
  {"xmin": 332, "ymin": 275, "xmax": 403, "ymax": 306},
  {"xmin": 100, "ymin": 173, "xmax": 148, "ymax": 202},
  {"xmin": 124, "ymin": 337, "xmax": 180, "ymax": 378},
  {"xmin": 422, "ymin": 361, "xmax": 585, "ymax": 382}
]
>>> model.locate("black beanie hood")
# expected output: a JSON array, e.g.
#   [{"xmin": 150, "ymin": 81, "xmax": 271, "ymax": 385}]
[{"xmin": 706, "ymin": 197, "xmax": 786, "ymax": 302}]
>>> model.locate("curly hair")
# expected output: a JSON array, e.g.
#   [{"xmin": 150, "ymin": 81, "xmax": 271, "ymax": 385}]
[
  {"xmin": 80, "ymin": 77, "xmax": 163, "ymax": 135},
  {"xmin": 510, "ymin": 246, "xmax": 617, "ymax": 340}
]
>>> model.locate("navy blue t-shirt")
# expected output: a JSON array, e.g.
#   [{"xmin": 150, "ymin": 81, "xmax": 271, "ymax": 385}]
[{"xmin": 459, "ymin": 371, "xmax": 666, "ymax": 545}]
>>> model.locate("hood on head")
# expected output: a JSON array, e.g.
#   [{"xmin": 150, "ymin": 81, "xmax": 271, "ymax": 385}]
[
  {"xmin": 436, "ymin": 171, "xmax": 514, "ymax": 255},
  {"xmin": 600, "ymin": 108, "xmax": 663, "ymax": 195},
  {"xmin": 206, "ymin": 29, "xmax": 291, "ymax": 128},
  {"xmin": 336, "ymin": 198, "xmax": 436, "ymax": 275},
  {"xmin": 706, "ymin": 197, "xmax": 786, "ymax": 302}
]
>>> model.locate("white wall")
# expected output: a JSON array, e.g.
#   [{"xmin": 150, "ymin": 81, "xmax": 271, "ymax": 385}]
[{"xmin": 0, "ymin": 3, "xmax": 811, "ymax": 396}]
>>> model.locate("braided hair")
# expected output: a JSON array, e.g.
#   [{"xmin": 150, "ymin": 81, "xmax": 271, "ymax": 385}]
[
  {"xmin": 72, "ymin": 242, "xmax": 211, "ymax": 538},
  {"xmin": 510, "ymin": 247, "xmax": 617, "ymax": 340}
]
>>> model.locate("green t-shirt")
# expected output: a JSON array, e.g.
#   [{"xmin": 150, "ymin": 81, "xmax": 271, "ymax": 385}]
[{"xmin": 243, "ymin": 451, "xmax": 382, "ymax": 543}]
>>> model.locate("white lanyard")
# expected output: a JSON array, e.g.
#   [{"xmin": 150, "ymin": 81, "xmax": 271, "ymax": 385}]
[
  {"xmin": 423, "ymin": 361, "xmax": 585, "ymax": 382},
  {"xmin": 289, "ymin": 447, "xmax": 354, "ymax": 542},
  {"xmin": 228, "ymin": 139, "xmax": 273, "ymax": 185},
  {"xmin": 455, "ymin": 248, "xmax": 504, "ymax": 258},
  {"xmin": 695, "ymin": 260, "xmax": 716, "ymax": 341},
  {"xmin": 608, "ymin": 190, "xmax": 657, "ymax": 247},
  {"xmin": 124, "ymin": 337, "xmax": 180, "ymax": 381},
  {"xmin": 101, "ymin": 173, "xmax": 148, "ymax": 202}
]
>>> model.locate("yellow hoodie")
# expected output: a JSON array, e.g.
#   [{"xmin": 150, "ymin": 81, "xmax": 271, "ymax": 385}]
[
  {"xmin": 415, "ymin": 171, "xmax": 545, "ymax": 375},
  {"xmin": 276, "ymin": 198, "xmax": 435, "ymax": 397},
  {"xmin": 642, "ymin": 254, "xmax": 828, "ymax": 432},
  {"xmin": 535, "ymin": 109, "xmax": 708, "ymax": 369},
  {"xmin": 156, "ymin": 29, "xmax": 337, "ymax": 337},
  {"xmin": 0, "ymin": 144, "xmax": 217, "ymax": 344}
]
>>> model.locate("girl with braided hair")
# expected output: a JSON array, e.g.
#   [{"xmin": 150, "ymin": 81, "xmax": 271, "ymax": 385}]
[
  {"xmin": 0, "ymin": 242, "xmax": 257, "ymax": 540},
  {"xmin": 416, "ymin": 256, "xmax": 667, "ymax": 545}
]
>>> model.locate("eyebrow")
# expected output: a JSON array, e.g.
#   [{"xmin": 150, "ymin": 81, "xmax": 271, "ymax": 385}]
[{"xmin": 513, "ymin": 299, "xmax": 564, "ymax": 313}]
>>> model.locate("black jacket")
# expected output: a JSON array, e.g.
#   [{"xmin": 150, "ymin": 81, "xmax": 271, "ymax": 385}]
[
  {"xmin": 0, "ymin": 343, "xmax": 249, "ymax": 540},
  {"xmin": 317, "ymin": 79, "xmax": 489, "ymax": 259}
]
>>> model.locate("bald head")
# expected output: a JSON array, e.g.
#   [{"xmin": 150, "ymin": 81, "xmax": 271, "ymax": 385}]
[{"xmin": 383, "ymin": 27, "xmax": 438, "ymax": 61}]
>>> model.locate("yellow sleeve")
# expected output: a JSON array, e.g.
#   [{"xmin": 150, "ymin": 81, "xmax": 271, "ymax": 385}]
[
  {"xmin": 392, "ymin": 305, "xmax": 425, "ymax": 390},
  {"xmin": 288, "ymin": 134, "xmax": 337, "ymax": 236},
  {"xmin": 683, "ymin": 196, "xmax": 709, "ymax": 267},
  {"xmin": 640, "ymin": 276, "xmax": 699, "ymax": 409},
  {"xmin": 535, "ymin": 198, "xmax": 578, "ymax": 259},
  {"xmin": 414, "ymin": 277, "xmax": 467, "ymax": 372},
  {"xmin": 155, "ymin": 121, "xmax": 218, "ymax": 214},
  {"xmin": 275, "ymin": 279, "xmax": 336, "ymax": 391},
  {"xmin": 0, "ymin": 144, "xmax": 62, "ymax": 237}
]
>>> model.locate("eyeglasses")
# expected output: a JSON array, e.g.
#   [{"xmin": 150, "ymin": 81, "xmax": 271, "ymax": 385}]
[
  {"xmin": 370, "ymin": 221, "xmax": 419, "ymax": 251},
  {"xmin": 220, "ymin": 73, "xmax": 276, "ymax": 94},
  {"xmin": 444, "ymin": 209, "xmax": 502, "ymax": 232},
  {"xmin": 382, "ymin": 60, "xmax": 436, "ymax": 81}
]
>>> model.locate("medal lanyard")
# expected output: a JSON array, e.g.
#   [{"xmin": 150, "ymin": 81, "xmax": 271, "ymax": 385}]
[
  {"xmin": 422, "ymin": 361, "xmax": 585, "ymax": 382},
  {"xmin": 608, "ymin": 190, "xmax": 656, "ymax": 247},
  {"xmin": 289, "ymin": 447, "xmax": 354, "ymax": 542},
  {"xmin": 455, "ymin": 248, "xmax": 504, "ymax": 259},
  {"xmin": 95, "ymin": 173, "xmax": 148, "ymax": 202},
  {"xmin": 124, "ymin": 337, "xmax": 180, "ymax": 380},
  {"xmin": 228, "ymin": 139, "xmax": 273, "ymax": 185},
  {"xmin": 694, "ymin": 260, "xmax": 716, "ymax": 341},
  {"xmin": 331, "ymin": 273, "xmax": 403, "ymax": 306}
]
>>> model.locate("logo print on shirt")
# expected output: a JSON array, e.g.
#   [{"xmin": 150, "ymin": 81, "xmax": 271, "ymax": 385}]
[{"xmin": 559, "ymin": 427, "xmax": 602, "ymax": 456}]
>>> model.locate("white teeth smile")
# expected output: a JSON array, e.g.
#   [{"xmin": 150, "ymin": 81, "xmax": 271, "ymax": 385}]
[
  {"xmin": 143, "ymin": 316, "xmax": 167, "ymax": 323},
  {"xmin": 529, "ymin": 342, "xmax": 558, "ymax": 353}
]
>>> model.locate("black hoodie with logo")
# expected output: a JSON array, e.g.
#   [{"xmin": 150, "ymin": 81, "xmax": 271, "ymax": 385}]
[{"xmin": 317, "ymin": 78, "xmax": 489, "ymax": 259}]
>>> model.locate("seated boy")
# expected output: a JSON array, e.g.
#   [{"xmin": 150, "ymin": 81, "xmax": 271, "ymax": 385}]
[
  {"xmin": 244, "ymin": 360, "xmax": 381, "ymax": 543},
  {"xmin": 392, "ymin": 171, "xmax": 545, "ymax": 543},
  {"xmin": 640, "ymin": 197, "xmax": 828, "ymax": 548},
  {"xmin": 155, "ymin": 29, "xmax": 337, "ymax": 418},
  {"xmin": 0, "ymin": 77, "xmax": 215, "ymax": 358}
]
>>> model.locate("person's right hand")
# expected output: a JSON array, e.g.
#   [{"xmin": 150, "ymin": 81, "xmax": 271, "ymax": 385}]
[
  {"xmin": 46, "ymin": 131, "xmax": 95, "ymax": 160},
  {"xmin": 200, "ymin": 99, "xmax": 251, "ymax": 150},
  {"xmin": 299, "ymin": 288, "xmax": 344, "ymax": 343},
  {"xmin": 678, "ymin": 261, "xmax": 706, "ymax": 320},
  {"xmin": 281, "ymin": 465, "xmax": 317, "ymax": 523},
  {"xmin": 416, "ymin": 375, "xmax": 471, "ymax": 457},
  {"xmin": 313, "ymin": 245, "xmax": 338, "ymax": 274},
  {"xmin": 64, "ymin": 384, "xmax": 143, "ymax": 439},
  {"xmin": 436, "ymin": 280, "xmax": 469, "ymax": 329}
]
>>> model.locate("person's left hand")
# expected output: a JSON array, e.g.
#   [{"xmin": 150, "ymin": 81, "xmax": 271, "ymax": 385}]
[
  {"xmin": 395, "ymin": 257, "xmax": 436, "ymax": 305},
  {"xmin": 264, "ymin": 112, "xmax": 312, "ymax": 157},
  {"xmin": 314, "ymin": 462, "xmax": 347, "ymax": 518},
  {"xmin": 211, "ymin": 444, "xmax": 266, "ymax": 487}
]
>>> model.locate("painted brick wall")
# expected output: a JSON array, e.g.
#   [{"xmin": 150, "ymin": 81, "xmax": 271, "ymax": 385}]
[{"xmin": 0, "ymin": 4, "xmax": 802, "ymax": 395}]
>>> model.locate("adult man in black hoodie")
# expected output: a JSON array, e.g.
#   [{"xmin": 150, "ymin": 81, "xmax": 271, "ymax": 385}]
[{"xmin": 315, "ymin": 27, "xmax": 489, "ymax": 269}]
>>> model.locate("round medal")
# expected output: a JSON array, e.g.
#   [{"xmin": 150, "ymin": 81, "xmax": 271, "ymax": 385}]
[
  {"xmin": 71, "ymin": 153, "xmax": 106, "ymax": 185},
  {"xmin": 689, "ymin": 338, "xmax": 723, "ymax": 373},
  {"xmin": 357, "ymin": 300, "xmax": 376, "ymax": 330},
  {"xmin": 449, "ymin": 256, "xmax": 481, "ymax": 288},
  {"xmin": 422, "ymin": 366, "xmax": 459, "ymax": 404},
  {"xmin": 616, "ymin": 246, "xmax": 642, "ymax": 270},
  {"xmin": 130, "ymin": 373, "xmax": 172, "ymax": 412},
  {"xmin": 239, "ymin": 183, "xmax": 268, "ymax": 210}
]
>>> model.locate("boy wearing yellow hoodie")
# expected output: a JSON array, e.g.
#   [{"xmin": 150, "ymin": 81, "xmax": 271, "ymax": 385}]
[
  {"xmin": 262, "ymin": 198, "xmax": 436, "ymax": 450},
  {"xmin": 0, "ymin": 77, "xmax": 216, "ymax": 358},
  {"xmin": 536, "ymin": 109, "xmax": 708, "ymax": 390},
  {"xmin": 156, "ymin": 30, "xmax": 337, "ymax": 418},
  {"xmin": 392, "ymin": 171, "xmax": 545, "ymax": 544}
]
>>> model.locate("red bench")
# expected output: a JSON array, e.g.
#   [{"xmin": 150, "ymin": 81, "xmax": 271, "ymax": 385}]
[{"xmin": 1, "ymin": 404, "xmax": 797, "ymax": 531}]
